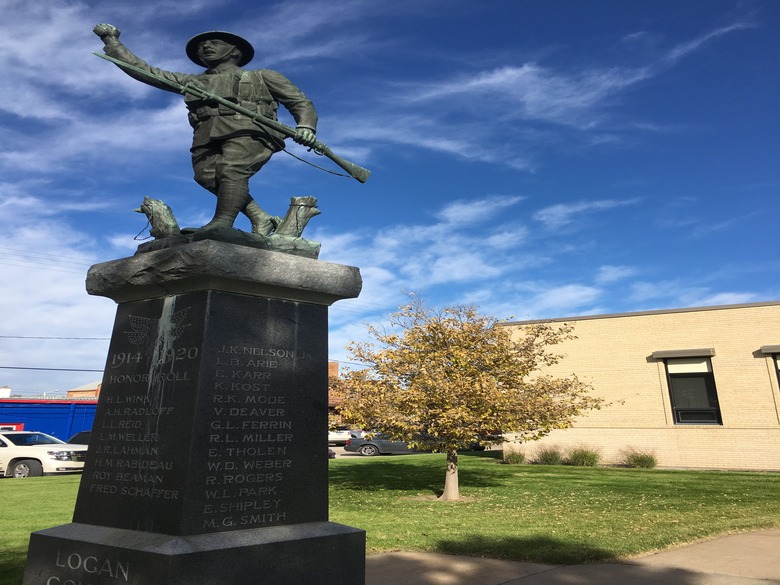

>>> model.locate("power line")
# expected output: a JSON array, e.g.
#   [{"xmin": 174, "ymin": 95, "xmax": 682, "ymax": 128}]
[
  {"xmin": 328, "ymin": 359, "xmax": 368, "ymax": 368},
  {"xmin": 0, "ymin": 260, "xmax": 87, "ymax": 275},
  {"xmin": 0, "ymin": 336, "xmax": 110, "ymax": 340},
  {"xmin": 0, "ymin": 366, "xmax": 103, "ymax": 372},
  {"xmin": 0, "ymin": 337, "xmax": 364, "ymax": 370},
  {"xmin": 0, "ymin": 246, "xmax": 94, "ymax": 265},
  {"xmin": 0, "ymin": 362, "xmax": 364, "ymax": 373},
  {"xmin": 0, "ymin": 362, "xmax": 364, "ymax": 371},
  {"xmin": 0, "ymin": 246, "xmax": 96, "ymax": 275}
]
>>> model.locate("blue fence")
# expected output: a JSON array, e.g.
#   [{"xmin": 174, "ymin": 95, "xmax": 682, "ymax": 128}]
[{"xmin": 0, "ymin": 400, "xmax": 97, "ymax": 441}]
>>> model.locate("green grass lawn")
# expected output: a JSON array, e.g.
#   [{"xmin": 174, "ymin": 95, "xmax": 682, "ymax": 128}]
[
  {"xmin": 328, "ymin": 451, "xmax": 780, "ymax": 563},
  {"xmin": 2, "ymin": 452, "xmax": 779, "ymax": 583},
  {"xmin": 0, "ymin": 475, "xmax": 82, "ymax": 585}
]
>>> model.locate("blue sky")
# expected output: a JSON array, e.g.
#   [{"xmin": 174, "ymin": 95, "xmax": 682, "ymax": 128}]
[{"xmin": 0, "ymin": 0, "xmax": 777, "ymax": 395}]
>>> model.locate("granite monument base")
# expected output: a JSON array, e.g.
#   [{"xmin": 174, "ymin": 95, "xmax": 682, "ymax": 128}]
[
  {"xmin": 25, "ymin": 522, "xmax": 364, "ymax": 585},
  {"xmin": 23, "ymin": 241, "xmax": 365, "ymax": 585}
]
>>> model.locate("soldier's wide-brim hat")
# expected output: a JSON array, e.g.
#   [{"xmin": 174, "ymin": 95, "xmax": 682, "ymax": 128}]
[{"xmin": 186, "ymin": 31, "xmax": 254, "ymax": 67}]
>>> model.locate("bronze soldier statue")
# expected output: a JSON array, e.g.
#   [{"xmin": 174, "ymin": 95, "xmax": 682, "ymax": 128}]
[{"xmin": 94, "ymin": 23, "xmax": 319, "ymax": 235}]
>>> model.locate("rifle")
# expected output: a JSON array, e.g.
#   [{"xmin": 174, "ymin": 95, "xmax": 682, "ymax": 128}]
[{"xmin": 94, "ymin": 52, "xmax": 370, "ymax": 183}]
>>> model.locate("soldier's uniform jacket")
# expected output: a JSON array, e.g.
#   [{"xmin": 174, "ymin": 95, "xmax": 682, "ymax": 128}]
[{"xmin": 104, "ymin": 42, "xmax": 317, "ymax": 150}]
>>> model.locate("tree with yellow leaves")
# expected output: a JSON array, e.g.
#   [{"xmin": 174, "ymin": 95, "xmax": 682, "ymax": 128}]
[{"xmin": 333, "ymin": 296, "xmax": 603, "ymax": 501}]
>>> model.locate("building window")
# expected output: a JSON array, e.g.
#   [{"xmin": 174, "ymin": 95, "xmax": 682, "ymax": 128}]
[
  {"xmin": 759, "ymin": 345, "xmax": 780, "ymax": 388},
  {"xmin": 664, "ymin": 357, "xmax": 722, "ymax": 425}
]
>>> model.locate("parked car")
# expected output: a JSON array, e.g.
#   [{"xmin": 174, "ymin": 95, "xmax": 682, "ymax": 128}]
[
  {"xmin": 344, "ymin": 434, "xmax": 415, "ymax": 456},
  {"xmin": 0, "ymin": 431, "xmax": 89, "ymax": 478},
  {"xmin": 328, "ymin": 427, "xmax": 360, "ymax": 446},
  {"xmin": 67, "ymin": 430, "xmax": 91, "ymax": 445}
]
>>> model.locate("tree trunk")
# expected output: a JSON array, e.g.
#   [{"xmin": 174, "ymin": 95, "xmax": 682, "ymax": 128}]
[
  {"xmin": 439, "ymin": 448, "xmax": 459, "ymax": 501},
  {"xmin": 275, "ymin": 196, "xmax": 321, "ymax": 236}
]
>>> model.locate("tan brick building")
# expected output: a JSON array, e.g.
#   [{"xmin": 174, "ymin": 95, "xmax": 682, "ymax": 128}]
[{"xmin": 503, "ymin": 301, "xmax": 780, "ymax": 470}]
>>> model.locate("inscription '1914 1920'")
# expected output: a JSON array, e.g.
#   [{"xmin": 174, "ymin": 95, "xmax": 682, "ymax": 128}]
[{"xmin": 85, "ymin": 342, "xmax": 202, "ymax": 501}]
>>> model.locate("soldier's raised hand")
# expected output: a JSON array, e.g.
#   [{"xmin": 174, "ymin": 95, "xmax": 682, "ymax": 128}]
[{"xmin": 93, "ymin": 23, "xmax": 121, "ymax": 40}]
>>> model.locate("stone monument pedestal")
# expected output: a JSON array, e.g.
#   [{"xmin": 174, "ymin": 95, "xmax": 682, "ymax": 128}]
[{"xmin": 23, "ymin": 240, "xmax": 365, "ymax": 585}]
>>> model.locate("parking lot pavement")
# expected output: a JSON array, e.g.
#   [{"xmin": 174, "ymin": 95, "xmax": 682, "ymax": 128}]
[
  {"xmin": 330, "ymin": 445, "xmax": 500, "ymax": 457},
  {"xmin": 329, "ymin": 445, "xmax": 358, "ymax": 457}
]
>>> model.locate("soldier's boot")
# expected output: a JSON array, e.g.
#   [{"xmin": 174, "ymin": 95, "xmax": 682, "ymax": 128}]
[
  {"xmin": 198, "ymin": 180, "xmax": 248, "ymax": 232},
  {"xmin": 242, "ymin": 197, "xmax": 281, "ymax": 236}
]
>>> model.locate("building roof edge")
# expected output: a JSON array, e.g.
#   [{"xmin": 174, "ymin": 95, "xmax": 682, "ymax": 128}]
[{"xmin": 503, "ymin": 299, "xmax": 780, "ymax": 326}]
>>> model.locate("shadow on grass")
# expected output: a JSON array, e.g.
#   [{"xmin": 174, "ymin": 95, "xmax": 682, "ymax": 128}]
[
  {"xmin": 458, "ymin": 449, "xmax": 503, "ymax": 459},
  {"xmin": 0, "ymin": 548, "xmax": 27, "ymax": 585},
  {"xmin": 367, "ymin": 544, "xmax": 710, "ymax": 585},
  {"xmin": 329, "ymin": 454, "xmax": 505, "ymax": 493},
  {"xmin": 436, "ymin": 534, "xmax": 617, "ymax": 565}
]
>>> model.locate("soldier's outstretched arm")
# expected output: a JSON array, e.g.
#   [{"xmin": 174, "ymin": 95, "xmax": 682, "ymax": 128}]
[{"xmin": 93, "ymin": 23, "xmax": 193, "ymax": 93}]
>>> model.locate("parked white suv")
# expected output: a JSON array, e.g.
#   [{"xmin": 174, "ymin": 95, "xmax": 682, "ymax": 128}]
[
  {"xmin": 328, "ymin": 428, "xmax": 353, "ymax": 445},
  {"xmin": 0, "ymin": 431, "xmax": 88, "ymax": 478},
  {"xmin": 328, "ymin": 427, "xmax": 363, "ymax": 446}
]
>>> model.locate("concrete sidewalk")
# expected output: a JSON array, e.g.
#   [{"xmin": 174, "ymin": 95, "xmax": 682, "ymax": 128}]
[{"xmin": 365, "ymin": 529, "xmax": 780, "ymax": 584}]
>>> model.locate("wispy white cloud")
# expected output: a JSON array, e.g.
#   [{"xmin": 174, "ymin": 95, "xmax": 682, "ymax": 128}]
[
  {"xmin": 315, "ymin": 195, "xmax": 533, "ymax": 321},
  {"xmin": 695, "ymin": 292, "xmax": 761, "ymax": 306},
  {"xmin": 405, "ymin": 63, "xmax": 652, "ymax": 129},
  {"xmin": 540, "ymin": 284, "xmax": 602, "ymax": 312},
  {"xmin": 622, "ymin": 31, "xmax": 659, "ymax": 45},
  {"xmin": 657, "ymin": 204, "xmax": 756, "ymax": 239},
  {"xmin": 596, "ymin": 265, "xmax": 638, "ymax": 284},
  {"xmin": 0, "ymin": 189, "xmax": 112, "ymax": 221},
  {"xmin": 434, "ymin": 195, "xmax": 525, "ymax": 225},
  {"xmin": 358, "ymin": 16, "xmax": 755, "ymax": 165},
  {"xmin": 503, "ymin": 283, "xmax": 604, "ymax": 319},
  {"xmin": 107, "ymin": 0, "xmax": 227, "ymax": 21},
  {"xmin": 663, "ymin": 22, "xmax": 756, "ymax": 64},
  {"xmin": 533, "ymin": 198, "xmax": 640, "ymax": 229},
  {"xmin": 105, "ymin": 233, "xmax": 143, "ymax": 251},
  {"xmin": 334, "ymin": 115, "xmax": 538, "ymax": 171},
  {"xmin": 628, "ymin": 279, "xmax": 761, "ymax": 309},
  {"xmin": 486, "ymin": 228, "xmax": 529, "ymax": 250},
  {"xmin": 233, "ymin": 0, "xmax": 387, "ymax": 66},
  {"xmin": 0, "ymin": 101, "xmax": 189, "ymax": 174}
]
